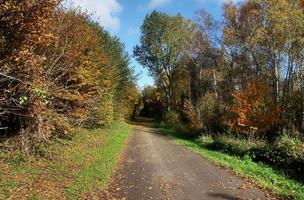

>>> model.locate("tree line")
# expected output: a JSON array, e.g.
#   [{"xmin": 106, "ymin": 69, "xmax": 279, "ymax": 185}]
[
  {"xmin": 136, "ymin": 0, "xmax": 304, "ymax": 179},
  {"xmin": 135, "ymin": 0, "xmax": 304, "ymax": 138},
  {"xmin": 0, "ymin": 0, "xmax": 140, "ymax": 151}
]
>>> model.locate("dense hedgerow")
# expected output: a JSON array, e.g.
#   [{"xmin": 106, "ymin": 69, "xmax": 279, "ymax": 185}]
[{"xmin": 0, "ymin": 1, "xmax": 140, "ymax": 151}]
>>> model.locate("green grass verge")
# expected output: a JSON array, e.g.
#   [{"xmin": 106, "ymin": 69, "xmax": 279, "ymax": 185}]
[
  {"xmin": 65, "ymin": 123, "xmax": 132, "ymax": 199},
  {"xmin": 0, "ymin": 122, "xmax": 132, "ymax": 200},
  {"xmin": 158, "ymin": 127, "xmax": 304, "ymax": 200}
]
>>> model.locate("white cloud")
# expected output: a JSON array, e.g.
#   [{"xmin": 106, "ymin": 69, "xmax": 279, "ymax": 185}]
[
  {"xmin": 148, "ymin": 0, "xmax": 171, "ymax": 8},
  {"xmin": 64, "ymin": 0, "xmax": 123, "ymax": 33}
]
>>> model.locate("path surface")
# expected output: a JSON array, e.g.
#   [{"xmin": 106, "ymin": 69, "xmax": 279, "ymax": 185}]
[{"xmin": 102, "ymin": 121, "xmax": 270, "ymax": 200}]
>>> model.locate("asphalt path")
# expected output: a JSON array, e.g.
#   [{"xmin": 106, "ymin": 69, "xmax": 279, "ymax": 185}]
[{"xmin": 101, "ymin": 121, "xmax": 270, "ymax": 200}]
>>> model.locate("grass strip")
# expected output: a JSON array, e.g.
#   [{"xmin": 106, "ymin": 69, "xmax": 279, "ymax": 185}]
[
  {"xmin": 0, "ymin": 122, "xmax": 132, "ymax": 200},
  {"xmin": 159, "ymin": 127, "xmax": 304, "ymax": 200},
  {"xmin": 65, "ymin": 122, "xmax": 132, "ymax": 199}
]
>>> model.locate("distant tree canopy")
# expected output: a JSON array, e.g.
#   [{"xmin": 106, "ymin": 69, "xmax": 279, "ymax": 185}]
[
  {"xmin": 0, "ymin": 0, "xmax": 140, "ymax": 150},
  {"xmin": 137, "ymin": 0, "xmax": 304, "ymax": 138},
  {"xmin": 134, "ymin": 11, "xmax": 192, "ymax": 111}
]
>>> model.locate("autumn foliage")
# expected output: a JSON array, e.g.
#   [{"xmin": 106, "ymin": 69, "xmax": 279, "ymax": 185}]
[
  {"xmin": 228, "ymin": 81, "xmax": 281, "ymax": 137},
  {"xmin": 0, "ymin": 0, "xmax": 61, "ymax": 143},
  {"xmin": 0, "ymin": 1, "xmax": 140, "ymax": 150}
]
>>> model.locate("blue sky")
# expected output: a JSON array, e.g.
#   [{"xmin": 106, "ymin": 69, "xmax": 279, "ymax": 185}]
[{"xmin": 65, "ymin": 0, "xmax": 237, "ymax": 89}]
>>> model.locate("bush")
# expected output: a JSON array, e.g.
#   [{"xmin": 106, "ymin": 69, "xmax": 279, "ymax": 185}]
[
  {"xmin": 227, "ymin": 81, "xmax": 281, "ymax": 138},
  {"xmin": 251, "ymin": 134, "xmax": 304, "ymax": 177},
  {"xmin": 182, "ymin": 100, "xmax": 203, "ymax": 135},
  {"xmin": 197, "ymin": 133, "xmax": 304, "ymax": 179},
  {"xmin": 195, "ymin": 135, "xmax": 213, "ymax": 146},
  {"xmin": 164, "ymin": 110, "xmax": 181, "ymax": 128},
  {"xmin": 198, "ymin": 92, "xmax": 224, "ymax": 133},
  {"xmin": 197, "ymin": 134, "xmax": 265, "ymax": 157},
  {"xmin": 212, "ymin": 136, "xmax": 254, "ymax": 157}
]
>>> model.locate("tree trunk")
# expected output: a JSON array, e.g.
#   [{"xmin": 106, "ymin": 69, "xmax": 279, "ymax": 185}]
[
  {"xmin": 302, "ymin": 90, "xmax": 304, "ymax": 131},
  {"xmin": 167, "ymin": 84, "xmax": 173, "ymax": 112},
  {"xmin": 272, "ymin": 53, "xmax": 280, "ymax": 105},
  {"xmin": 167, "ymin": 95, "xmax": 171, "ymax": 111},
  {"xmin": 213, "ymin": 69, "xmax": 218, "ymax": 98}
]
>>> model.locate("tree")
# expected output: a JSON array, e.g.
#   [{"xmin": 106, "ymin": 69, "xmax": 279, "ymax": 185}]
[
  {"xmin": 181, "ymin": 9, "xmax": 225, "ymax": 133},
  {"xmin": 47, "ymin": 9, "xmax": 137, "ymax": 128},
  {"xmin": 222, "ymin": 0, "xmax": 304, "ymax": 134},
  {"xmin": 134, "ymin": 11, "xmax": 191, "ymax": 111},
  {"xmin": 98, "ymin": 29, "xmax": 136, "ymax": 120}
]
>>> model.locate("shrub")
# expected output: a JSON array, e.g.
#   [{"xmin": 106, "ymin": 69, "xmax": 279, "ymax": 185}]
[
  {"xmin": 182, "ymin": 99, "xmax": 203, "ymax": 135},
  {"xmin": 197, "ymin": 134, "xmax": 265, "ymax": 157},
  {"xmin": 251, "ymin": 134, "xmax": 304, "ymax": 177},
  {"xmin": 195, "ymin": 135, "xmax": 214, "ymax": 146},
  {"xmin": 227, "ymin": 80, "xmax": 281, "ymax": 138},
  {"xmin": 0, "ymin": 0, "xmax": 61, "ymax": 143},
  {"xmin": 198, "ymin": 92, "xmax": 224, "ymax": 133},
  {"xmin": 197, "ymin": 133, "xmax": 304, "ymax": 179},
  {"xmin": 164, "ymin": 110, "xmax": 181, "ymax": 129}
]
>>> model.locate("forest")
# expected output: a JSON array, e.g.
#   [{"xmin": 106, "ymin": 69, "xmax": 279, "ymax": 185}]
[
  {"xmin": 135, "ymin": 0, "xmax": 304, "ymax": 182},
  {"xmin": 0, "ymin": 0, "xmax": 140, "ymax": 152}
]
